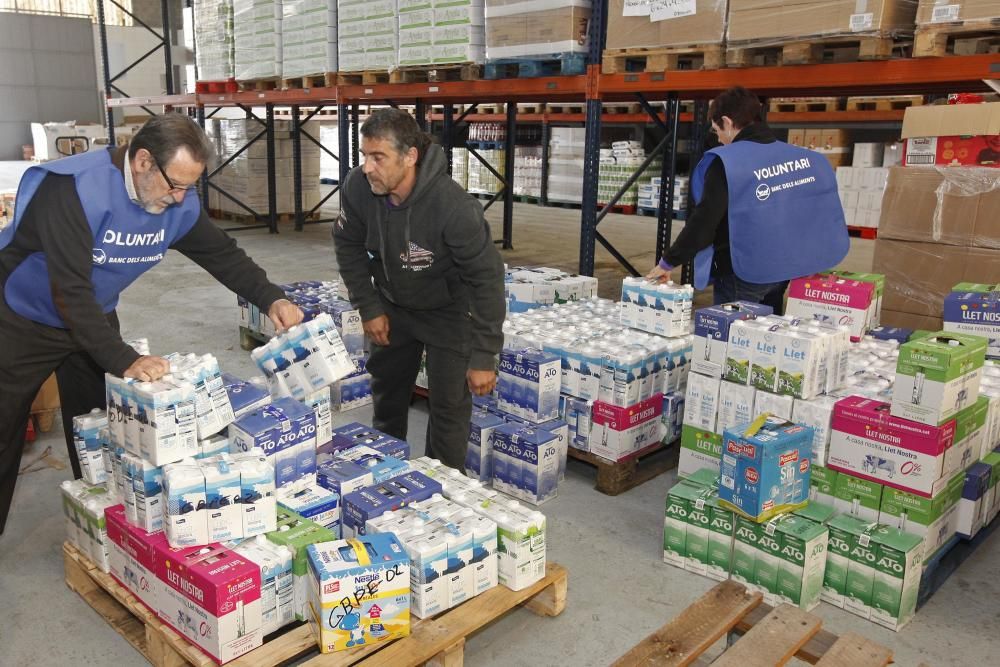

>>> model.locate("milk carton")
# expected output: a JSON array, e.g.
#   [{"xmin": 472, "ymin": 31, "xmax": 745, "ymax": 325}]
[
  {"xmin": 73, "ymin": 409, "xmax": 109, "ymax": 485},
  {"xmin": 162, "ymin": 460, "xmax": 209, "ymax": 548},
  {"xmin": 754, "ymin": 520, "xmax": 784, "ymax": 604},
  {"xmin": 692, "ymin": 302, "xmax": 774, "ymax": 378},
  {"xmin": 197, "ymin": 433, "xmax": 230, "ymax": 460},
  {"xmin": 267, "ymin": 513, "xmax": 337, "ymax": 622},
  {"xmin": 683, "ymin": 372, "xmax": 720, "ymax": 432},
  {"xmin": 752, "ymin": 391, "xmax": 795, "ymax": 422},
  {"xmin": 153, "ymin": 544, "xmax": 263, "ymax": 662},
  {"xmin": 791, "ymin": 395, "xmax": 838, "ymax": 465},
  {"xmin": 589, "ymin": 394, "xmax": 664, "ymax": 461},
  {"xmin": 679, "ymin": 425, "xmax": 723, "ymax": 478},
  {"xmin": 833, "ymin": 473, "xmax": 884, "ymax": 523},
  {"xmin": 466, "ymin": 411, "xmax": 502, "ymax": 483},
  {"xmin": 957, "ymin": 462, "xmax": 992, "ymax": 539},
  {"xmin": 749, "ymin": 322, "xmax": 787, "ymax": 393},
  {"xmin": 305, "ymin": 388, "xmax": 334, "ymax": 449},
  {"xmin": 341, "ymin": 472, "xmax": 443, "ymax": 537},
  {"xmin": 229, "ymin": 399, "xmax": 318, "ymax": 490},
  {"xmin": 495, "ymin": 506, "xmax": 547, "ymax": 591},
  {"xmin": 774, "ymin": 515, "xmax": 828, "ymax": 611},
  {"xmin": 776, "ymin": 328, "xmax": 827, "ymax": 400},
  {"xmin": 337, "ymin": 446, "xmax": 409, "ymax": 484},
  {"xmin": 724, "ymin": 320, "xmax": 757, "ymax": 385},
  {"xmin": 718, "ymin": 416, "xmax": 813, "ymax": 522},
  {"xmin": 404, "ymin": 529, "xmax": 450, "ymax": 618},
  {"xmin": 105, "ymin": 504, "xmax": 164, "ymax": 613},
  {"xmin": 234, "ymin": 536, "xmax": 295, "ymax": 635},
  {"xmin": 786, "ymin": 276, "xmax": 876, "ymax": 341},
  {"xmin": 661, "ymin": 392, "xmax": 685, "ymax": 444},
  {"xmin": 535, "ymin": 417, "xmax": 569, "ymax": 482},
  {"xmin": 202, "ymin": 455, "xmax": 243, "ymax": 543},
  {"xmin": 829, "ymin": 396, "xmax": 957, "ymax": 497},
  {"xmin": 891, "ymin": 332, "xmax": 986, "ymax": 426},
  {"xmin": 870, "ymin": 526, "xmax": 923, "ymax": 631},
  {"xmin": 306, "ymin": 535, "xmax": 410, "ymax": 653},
  {"xmin": 944, "ymin": 286, "xmax": 1000, "ymax": 359},
  {"xmin": 707, "ymin": 494, "xmax": 735, "ymax": 581},
  {"xmin": 498, "ymin": 348, "xmax": 561, "ymax": 422},
  {"xmin": 809, "ymin": 464, "xmax": 839, "ymax": 506},
  {"xmin": 222, "ymin": 372, "xmax": 272, "ymax": 419},
  {"xmin": 663, "ymin": 481, "xmax": 695, "ymax": 568},
  {"xmin": 134, "ymin": 378, "xmax": 198, "ymax": 466},
  {"xmin": 684, "ymin": 487, "xmax": 712, "ymax": 577},
  {"xmin": 279, "ymin": 483, "xmax": 341, "ymax": 535},
  {"xmin": 81, "ymin": 494, "xmax": 117, "ymax": 572},
  {"xmin": 878, "ymin": 472, "xmax": 963, "ymax": 562},
  {"xmin": 717, "ymin": 382, "xmax": 757, "ymax": 433},
  {"xmin": 843, "ymin": 520, "xmax": 879, "ymax": 619},
  {"xmin": 123, "ymin": 453, "xmax": 164, "ymax": 533},
  {"xmin": 317, "ymin": 459, "xmax": 374, "ymax": 497},
  {"xmin": 232, "ymin": 451, "xmax": 278, "ymax": 538},
  {"xmin": 823, "ymin": 514, "xmax": 866, "ymax": 608},
  {"xmin": 731, "ymin": 516, "xmax": 762, "ymax": 592}
]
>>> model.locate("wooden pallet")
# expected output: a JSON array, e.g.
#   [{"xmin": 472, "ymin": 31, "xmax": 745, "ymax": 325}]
[
  {"xmin": 602, "ymin": 44, "xmax": 725, "ymax": 73},
  {"xmin": 545, "ymin": 102, "xmax": 644, "ymax": 115},
  {"xmin": 195, "ymin": 78, "xmax": 238, "ymax": 94},
  {"xmin": 336, "ymin": 71, "xmax": 392, "ymax": 86},
  {"xmin": 281, "ymin": 72, "xmax": 338, "ymax": 90},
  {"xmin": 64, "ymin": 541, "xmax": 568, "ymax": 667},
  {"xmin": 914, "ymin": 19, "xmax": 1000, "ymax": 57},
  {"xmin": 613, "ymin": 580, "xmax": 894, "ymax": 667},
  {"xmin": 238, "ymin": 77, "xmax": 281, "ymax": 91},
  {"xmin": 484, "ymin": 53, "xmax": 587, "ymax": 80},
  {"xmin": 568, "ymin": 440, "xmax": 678, "ymax": 496},
  {"xmin": 845, "ymin": 94, "xmax": 925, "ymax": 111},
  {"xmin": 393, "ymin": 63, "xmax": 483, "ymax": 83},
  {"xmin": 767, "ymin": 97, "xmax": 844, "ymax": 113},
  {"xmin": 727, "ymin": 35, "xmax": 906, "ymax": 68}
]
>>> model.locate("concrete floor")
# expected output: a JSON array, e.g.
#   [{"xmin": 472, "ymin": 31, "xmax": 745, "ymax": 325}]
[{"xmin": 2, "ymin": 198, "xmax": 996, "ymax": 667}]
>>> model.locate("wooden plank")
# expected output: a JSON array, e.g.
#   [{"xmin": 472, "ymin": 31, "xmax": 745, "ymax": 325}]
[
  {"xmin": 732, "ymin": 602, "xmax": 838, "ymax": 664},
  {"xmin": 426, "ymin": 639, "xmax": 465, "ymax": 667},
  {"xmin": 228, "ymin": 625, "xmax": 318, "ymax": 667},
  {"xmin": 611, "ymin": 580, "xmax": 762, "ymax": 667},
  {"xmin": 715, "ymin": 604, "xmax": 821, "ymax": 667},
  {"xmin": 815, "ymin": 632, "xmax": 893, "ymax": 667},
  {"xmin": 301, "ymin": 564, "xmax": 568, "ymax": 667}
]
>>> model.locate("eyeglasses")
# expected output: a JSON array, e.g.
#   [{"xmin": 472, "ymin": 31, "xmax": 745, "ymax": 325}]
[{"xmin": 154, "ymin": 160, "xmax": 198, "ymax": 193}]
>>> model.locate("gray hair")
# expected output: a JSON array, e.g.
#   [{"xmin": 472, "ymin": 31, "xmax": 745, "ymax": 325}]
[
  {"xmin": 128, "ymin": 113, "xmax": 215, "ymax": 168},
  {"xmin": 360, "ymin": 108, "xmax": 430, "ymax": 159}
]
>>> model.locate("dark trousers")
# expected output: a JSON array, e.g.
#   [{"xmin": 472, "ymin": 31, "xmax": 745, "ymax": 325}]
[
  {"xmin": 713, "ymin": 274, "xmax": 790, "ymax": 316},
  {"xmin": 0, "ymin": 296, "xmax": 115, "ymax": 535},
  {"xmin": 367, "ymin": 301, "xmax": 473, "ymax": 470}
]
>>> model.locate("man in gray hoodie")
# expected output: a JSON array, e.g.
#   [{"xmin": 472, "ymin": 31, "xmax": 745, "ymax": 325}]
[{"xmin": 333, "ymin": 109, "xmax": 505, "ymax": 470}]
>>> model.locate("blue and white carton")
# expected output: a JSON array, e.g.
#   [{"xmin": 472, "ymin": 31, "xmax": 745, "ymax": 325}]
[
  {"xmin": 692, "ymin": 301, "xmax": 774, "ymax": 378},
  {"xmin": 944, "ymin": 289, "xmax": 1000, "ymax": 359},
  {"xmin": 232, "ymin": 451, "xmax": 277, "ymax": 538},
  {"xmin": 337, "ymin": 446, "xmax": 409, "ymax": 484},
  {"xmin": 341, "ymin": 472, "xmax": 443, "ymax": 537},
  {"xmin": 203, "ymin": 454, "xmax": 243, "ymax": 543},
  {"xmin": 317, "ymin": 459, "xmax": 374, "ymax": 497},
  {"xmin": 466, "ymin": 411, "xmax": 504, "ymax": 482},
  {"xmin": 222, "ymin": 373, "xmax": 271, "ymax": 419},
  {"xmin": 498, "ymin": 348, "xmax": 561, "ymax": 423},
  {"xmin": 278, "ymin": 484, "xmax": 341, "ymax": 536},
  {"xmin": 491, "ymin": 424, "xmax": 559, "ymax": 505},
  {"xmin": 229, "ymin": 399, "xmax": 318, "ymax": 490}
]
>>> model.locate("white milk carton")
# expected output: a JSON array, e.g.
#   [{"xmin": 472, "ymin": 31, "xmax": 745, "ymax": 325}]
[
  {"xmin": 163, "ymin": 460, "xmax": 210, "ymax": 548},
  {"xmin": 692, "ymin": 302, "xmax": 774, "ymax": 378},
  {"xmin": 305, "ymin": 388, "xmax": 333, "ymax": 449},
  {"xmin": 724, "ymin": 320, "xmax": 758, "ymax": 386},
  {"xmin": 498, "ymin": 348, "xmax": 561, "ymax": 423},
  {"xmin": 791, "ymin": 395, "xmax": 839, "ymax": 465},
  {"xmin": 203, "ymin": 455, "xmax": 244, "ymax": 543},
  {"xmin": 749, "ymin": 321, "xmax": 788, "ymax": 394},
  {"xmin": 753, "ymin": 391, "xmax": 795, "ymax": 422},
  {"xmin": 683, "ymin": 372, "xmax": 721, "ymax": 432},
  {"xmin": 891, "ymin": 333, "xmax": 987, "ymax": 426},
  {"xmin": 232, "ymin": 450, "xmax": 278, "ymax": 538},
  {"xmin": 776, "ymin": 328, "xmax": 827, "ymax": 400},
  {"xmin": 134, "ymin": 379, "xmax": 199, "ymax": 467},
  {"xmin": 234, "ymin": 535, "xmax": 296, "ymax": 635},
  {"xmin": 73, "ymin": 409, "xmax": 109, "ymax": 485},
  {"xmin": 123, "ymin": 452, "xmax": 164, "ymax": 533},
  {"xmin": 717, "ymin": 382, "xmax": 757, "ymax": 433}
]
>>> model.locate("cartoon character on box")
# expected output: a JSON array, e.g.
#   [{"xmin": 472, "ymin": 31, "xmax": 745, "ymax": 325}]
[{"xmin": 342, "ymin": 612, "xmax": 366, "ymax": 647}]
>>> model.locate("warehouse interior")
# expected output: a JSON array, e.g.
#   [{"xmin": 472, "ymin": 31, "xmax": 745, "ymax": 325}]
[{"xmin": 2, "ymin": 0, "xmax": 1000, "ymax": 665}]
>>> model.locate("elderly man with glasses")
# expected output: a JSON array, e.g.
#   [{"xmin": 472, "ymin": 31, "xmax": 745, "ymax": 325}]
[{"xmin": 0, "ymin": 113, "xmax": 303, "ymax": 536}]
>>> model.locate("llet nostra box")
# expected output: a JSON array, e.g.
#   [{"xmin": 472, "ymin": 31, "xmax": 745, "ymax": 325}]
[
  {"xmin": 944, "ymin": 286, "xmax": 1000, "ymax": 359},
  {"xmin": 589, "ymin": 394, "xmax": 663, "ymax": 462},
  {"xmin": 786, "ymin": 276, "xmax": 876, "ymax": 341},
  {"xmin": 878, "ymin": 471, "xmax": 963, "ymax": 563},
  {"xmin": 679, "ymin": 425, "xmax": 723, "ymax": 478},
  {"xmin": 890, "ymin": 331, "xmax": 986, "ymax": 426},
  {"xmin": 691, "ymin": 301, "xmax": 773, "ymax": 378},
  {"xmin": 267, "ymin": 511, "xmax": 337, "ymax": 622}
]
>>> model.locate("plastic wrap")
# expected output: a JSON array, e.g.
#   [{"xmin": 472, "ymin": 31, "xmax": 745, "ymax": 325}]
[
  {"xmin": 196, "ymin": 0, "xmax": 235, "ymax": 81},
  {"xmin": 233, "ymin": 0, "xmax": 282, "ymax": 81},
  {"xmin": 606, "ymin": 0, "xmax": 728, "ymax": 50},
  {"xmin": 484, "ymin": 0, "xmax": 591, "ymax": 60},
  {"xmin": 916, "ymin": 0, "xmax": 1000, "ymax": 25},
  {"xmin": 726, "ymin": 0, "xmax": 919, "ymax": 46},
  {"xmin": 282, "ymin": 0, "xmax": 337, "ymax": 78}
]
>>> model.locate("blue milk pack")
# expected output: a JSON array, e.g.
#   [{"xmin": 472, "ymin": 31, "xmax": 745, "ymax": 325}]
[
  {"xmin": 868, "ymin": 327, "xmax": 914, "ymax": 344},
  {"xmin": 535, "ymin": 418, "xmax": 569, "ymax": 482},
  {"xmin": 222, "ymin": 373, "xmax": 272, "ymax": 419},
  {"xmin": 337, "ymin": 446, "xmax": 409, "ymax": 484},
  {"xmin": 342, "ymin": 472, "xmax": 443, "ymax": 537},
  {"xmin": 368, "ymin": 437, "xmax": 410, "ymax": 461},
  {"xmin": 326, "ymin": 423, "xmax": 410, "ymax": 460},
  {"xmin": 229, "ymin": 398, "xmax": 317, "ymax": 489},
  {"xmin": 718, "ymin": 416, "xmax": 814, "ymax": 522},
  {"xmin": 466, "ymin": 411, "xmax": 505, "ymax": 482},
  {"xmin": 498, "ymin": 348, "xmax": 561, "ymax": 423},
  {"xmin": 317, "ymin": 459, "xmax": 374, "ymax": 497},
  {"xmin": 491, "ymin": 424, "xmax": 560, "ymax": 505},
  {"xmin": 944, "ymin": 289, "xmax": 1000, "ymax": 359},
  {"xmin": 692, "ymin": 301, "xmax": 774, "ymax": 378},
  {"xmin": 278, "ymin": 484, "xmax": 341, "ymax": 536}
]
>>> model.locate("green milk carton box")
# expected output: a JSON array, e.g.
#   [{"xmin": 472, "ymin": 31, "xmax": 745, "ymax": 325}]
[
  {"xmin": 663, "ymin": 480, "xmax": 697, "ymax": 568},
  {"xmin": 824, "ymin": 514, "xmax": 867, "ymax": 608},
  {"xmin": 809, "ymin": 464, "xmax": 839, "ymax": 506},
  {"xmin": 891, "ymin": 332, "xmax": 987, "ymax": 426},
  {"xmin": 679, "ymin": 425, "xmax": 724, "ymax": 478},
  {"xmin": 775, "ymin": 515, "xmax": 828, "ymax": 611},
  {"xmin": 844, "ymin": 522, "xmax": 879, "ymax": 620},
  {"xmin": 794, "ymin": 500, "xmax": 837, "ymax": 525},
  {"xmin": 983, "ymin": 450, "xmax": 1000, "ymax": 525},
  {"xmin": 686, "ymin": 468, "xmax": 721, "ymax": 488},
  {"xmin": 732, "ymin": 515, "xmax": 760, "ymax": 588},
  {"xmin": 755, "ymin": 520, "xmax": 784, "ymax": 603},
  {"xmin": 267, "ymin": 514, "xmax": 337, "ymax": 621},
  {"xmin": 870, "ymin": 526, "xmax": 923, "ymax": 631},
  {"xmin": 878, "ymin": 471, "xmax": 963, "ymax": 562},
  {"xmin": 947, "ymin": 397, "xmax": 990, "ymax": 477},
  {"xmin": 685, "ymin": 490, "xmax": 713, "ymax": 576},
  {"xmin": 833, "ymin": 473, "xmax": 884, "ymax": 522},
  {"xmin": 706, "ymin": 498, "xmax": 735, "ymax": 581}
]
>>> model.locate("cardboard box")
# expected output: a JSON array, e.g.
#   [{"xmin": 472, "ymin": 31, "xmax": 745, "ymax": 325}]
[
  {"xmin": 944, "ymin": 285, "xmax": 1000, "ymax": 359},
  {"xmin": 901, "ymin": 103, "xmax": 1000, "ymax": 167},
  {"xmin": 916, "ymin": 0, "xmax": 1000, "ymax": 24},
  {"xmin": 484, "ymin": 2, "xmax": 591, "ymax": 59},
  {"xmin": 606, "ymin": 0, "xmax": 727, "ymax": 50},
  {"xmin": 679, "ymin": 425, "xmax": 724, "ymax": 478},
  {"xmin": 726, "ymin": 0, "xmax": 919, "ymax": 43},
  {"xmin": 590, "ymin": 394, "xmax": 664, "ymax": 461},
  {"xmin": 879, "ymin": 471, "xmax": 963, "ymax": 561},
  {"xmin": 890, "ymin": 332, "xmax": 986, "ymax": 426}
]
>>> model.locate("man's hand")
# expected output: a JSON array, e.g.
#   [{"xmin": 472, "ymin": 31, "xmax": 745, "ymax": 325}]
[
  {"xmin": 268, "ymin": 298, "xmax": 304, "ymax": 333},
  {"xmin": 645, "ymin": 264, "xmax": 673, "ymax": 284},
  {"xmin": 123, "ymin": 355, "xmax": 170, "ymax": 383},
  {"xmin": 467, "ymin": 369, "xmax": 496, "ymax": 397},
  {"xmin": 363, "ymin": 314, "xmax": 391, "ymax": 347}
]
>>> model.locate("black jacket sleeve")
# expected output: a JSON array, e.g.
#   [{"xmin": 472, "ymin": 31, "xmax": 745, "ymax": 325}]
[
  {"xmin": 28, "ymin": 174, "xmax": 140, "ymax": 375},
  {"xmin": 663, "ymin": 158, "xmax": 728, "ymax": 267},
  {"xmin": 332, "ymin": 171, "xmax": 385, "ymax": 322},
  {"xmin": 170, "ymin": 211, "xmax": 286, "ymax": 313}
]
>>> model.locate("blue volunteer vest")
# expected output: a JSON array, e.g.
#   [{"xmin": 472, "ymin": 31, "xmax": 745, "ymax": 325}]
[
  {"xmin": 690, "ymin": 140, "xmax": 849, "ymax": 290},
  {"xmin": 1, "ymin": 148, "xmax": 201, "ymax": 327}
]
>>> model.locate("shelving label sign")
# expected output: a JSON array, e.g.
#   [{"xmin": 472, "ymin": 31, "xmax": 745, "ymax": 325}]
[
  {"xmin": 931, "ymin": 4, "xmax": 960, "ymax": 23},
  {"xmin": 849, "ymin": 13, "xmax": 874, "ymax": 32},
  {"xmin": 623, "ymin": 0, "xmax": 651, "ymax": 16},
  {"xmin": 651, "ymin": 0, "xmax": 696, "ymax": 22}
]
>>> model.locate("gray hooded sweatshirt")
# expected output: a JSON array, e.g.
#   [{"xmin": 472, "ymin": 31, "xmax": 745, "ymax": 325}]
[{"xmin": 333, "ymin": 144, "xmax": 506, "ymax": 370}]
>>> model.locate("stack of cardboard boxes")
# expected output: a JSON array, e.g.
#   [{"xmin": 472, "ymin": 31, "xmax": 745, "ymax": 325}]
[
  {"xmin": 605, "ymin": 0, "xmax": 728, "ymax": 52},
  {"xmin": 195, "ymin": 0, "xmax": 235, "ymax": 81},
  {"xmin": 726, "ymin": 0, "xmax": 919, "ymax": 46},
  {"xmin": 484, "ymin": 0, "xmax": 590, "ymax": 61}
]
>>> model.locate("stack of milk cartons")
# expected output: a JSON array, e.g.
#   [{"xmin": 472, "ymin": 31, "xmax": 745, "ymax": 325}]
[
  {"xmin": 504, "ymin": 266, "xmax": 599, "ymax": 313},
  {"xmin": 827, "ymin": 331, "xmax": 990, "ymax": 566},
  {"xmin": 233, "ymin": 535, "xmax": 296, "ymax": 635},
  {"xmin": 432, "ymin": 0, "xmax": 485, "ymax": 65},
  {"xmin": 410, "ymin": 458, "xmax": 547, "ymax": 591},
  {"xmin": 786, "ymin": 274, "xmax": 881, "ymax": 341},
  {"xmin": 637, "ymin": 175, "xmax": 689, "ymax": 214},
  {"xmin": 61, "ymin": 478, "xmax": 119, "ymax": 572},
  {"xmin": 338, "ymin": 0, "xmax": 398, "ymax": 72},
  {"xmin": 513, "ymin": 146, "xmax": 543, "ymax": 198},
  {"xmin": 598, "ymin": 143, "xmax": 660, "ymax": 208},
  {"xmin": 195, "ymin": 0, "xmax": 235, "ymax": 81},
  {"xmin": 943, "ymin": 282, "xmax": 1000, "ymax": 361},
  {"xmin": 619, "ymin": 277, "xmax": 693, "ymax": 338},
  {"xmin": 250, "ymin": 314, "xmax": 356, "ymax": 400},
  {"xmin": 229, "ymin": 397, "xmax": 319, "ymax": 491},
  {"xmin": 73, "ymin": 408, "xmax": 109, "ymax": 485},
  {"xmin": 366, "ymin": 494, "xmax": 499, "ymax": 617},
  {"xmin": 165, "ymin": 353, "xmax": 236, "ymax": 440},
  {"xmin": 397, "ymin": 0, "xmax": 434, "ymax": 66},
  {"xmin": 547, "ymin": 127, "xmax": 586, "ymax": 204},
  {"xmin": 233, "ymin": 0, "xmax": 282, "ymax": 81},
  {"xmin": 835, "ymin": 163, "xmax": 890, "ymax": 229},
  {"xmin": 281, "ymin": 0, "xmax": 337, "ymax": 78}
]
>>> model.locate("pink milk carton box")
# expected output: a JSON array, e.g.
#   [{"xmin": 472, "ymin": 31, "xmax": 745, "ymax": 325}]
[
  {"xmin": 828, "ymin": 396, "xmax": 957, "ymax": 498},
  {"xmin": 589, "ymin": 393, "xmax": 664, "ymax": 461},
  {"xmin": 786, "ymin": 276, "xmax": 876, "ymax": 341},
  {"xmin": 105, "ymin": 503, "xmax": 165, "ymax": 614},
  {"xmin": 153, "ymin": 543, "xmax": 264, "ymax": 663}
]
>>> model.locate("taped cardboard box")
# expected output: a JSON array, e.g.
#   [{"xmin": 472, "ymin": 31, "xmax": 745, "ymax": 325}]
[
  {"xmin": 881, "ymin": 309, "xmax": 943, "ymax": 332},
  {"xmin": 726, "ymin": 0, "xmax": 918, "ymax": 44},
  {"xmin": 901, "ymin": 103, "xmax": 1000, "ymax": 168},
  {"xmin": 485, "ymin": 0, "xmax": 591, "ymax": 60},
  {"xmin": 606, "ymin": 0, "xmax": 727, "ymax": 50},
  {"xmin": 873, "ymin": 239, "xmax": 1000, "ymax": 317},
  {"xmin": 878, "ymin": 167, "xmax": 1000, "ymax": 248},
  {"xmin": 916, "ymin": 0, "xmax": 1000, "ymax": 24}
]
